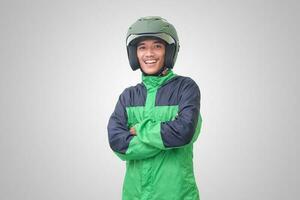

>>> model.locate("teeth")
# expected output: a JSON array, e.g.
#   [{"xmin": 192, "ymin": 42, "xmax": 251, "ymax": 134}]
[{"xmin": 145, "ymin": 60, "xmax": 157, "ymax": 64}]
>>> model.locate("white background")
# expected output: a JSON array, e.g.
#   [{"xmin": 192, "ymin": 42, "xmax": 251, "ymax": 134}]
[{"xmin": 0, "ymin": 0, "xmax": 299, "ymax": 199}]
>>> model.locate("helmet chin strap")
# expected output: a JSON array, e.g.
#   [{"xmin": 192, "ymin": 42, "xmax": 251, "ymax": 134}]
[{"xmin": 141, "ymin": 66, "xmax": 169, "ymax": 76}]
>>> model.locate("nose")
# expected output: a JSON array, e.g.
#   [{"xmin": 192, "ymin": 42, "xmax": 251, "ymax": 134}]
[{"xmin": 144, "ymin": 47, "xmax": 155, "ymax": 57}]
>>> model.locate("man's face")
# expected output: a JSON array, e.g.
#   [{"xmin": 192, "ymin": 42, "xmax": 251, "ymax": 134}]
[{"xmin": 137, "ymin": 39, "xmax": 166, "ymax": 75}]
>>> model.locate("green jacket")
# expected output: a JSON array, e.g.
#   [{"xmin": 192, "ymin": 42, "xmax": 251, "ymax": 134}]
[{"xmin": 108, "ymin": 70, "xmax": 202, "ymax": 200}]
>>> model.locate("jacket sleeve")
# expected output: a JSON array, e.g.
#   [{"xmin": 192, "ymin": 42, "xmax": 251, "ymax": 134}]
[
  {"xmin": 134, "ymin": 78, "xmax": 202, "ymax": 150},
  {"xmin": 107, "ymin": 89, "xmax": 162, "ymax": 161}
]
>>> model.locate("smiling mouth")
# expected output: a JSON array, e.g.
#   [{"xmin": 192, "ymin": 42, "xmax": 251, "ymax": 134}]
[{"xmin": 144, "ymin": 59, "xmax": 157, "ymax": 64}]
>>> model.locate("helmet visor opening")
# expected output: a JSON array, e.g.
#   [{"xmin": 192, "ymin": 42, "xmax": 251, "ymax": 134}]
[
  {"xmin": 127, "ymin": 33, "xmax": 175, "ymax": 46},
  {"xmin": 134, "ymin": 36, "xmax": 167, "ymax": 47}
]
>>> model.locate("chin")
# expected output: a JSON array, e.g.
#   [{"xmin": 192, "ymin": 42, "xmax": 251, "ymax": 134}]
[
  {"xmin": 144, "ymin": 70, "xmax": 159, "ymax": 75},
  {"xmin": 146, "ymin": 69, "xmax": 157, "ymax": 73},
  {"xmin": 141, "ymin": 66, "xmax": 162, "ymax": 75}
]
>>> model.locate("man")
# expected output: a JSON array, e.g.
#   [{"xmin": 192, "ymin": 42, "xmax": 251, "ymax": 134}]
[{"xmin": 107, "ymin": 16, "xmax": 202, "ymax": 200}]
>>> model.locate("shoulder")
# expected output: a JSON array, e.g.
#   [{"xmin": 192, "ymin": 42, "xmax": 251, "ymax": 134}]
[
  {"xmin": 174, "ymin": 76, "xmax": 201, "ymax": 104},
  {"xmin": 120, "ymin": 83, "xmax": 144, "ymax": 97},
  {"xmin": 173, "ymin": 75, "xmax": 200, "ymax": 92},
  {"xmin": 118, "ymin": 83, "xmax": 145, "ymax": 106}
]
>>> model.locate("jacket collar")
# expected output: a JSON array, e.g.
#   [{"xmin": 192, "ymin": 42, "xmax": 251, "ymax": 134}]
[{"xmin": 142, "ymin": 69, "xmax": 176, "ymax": 90}]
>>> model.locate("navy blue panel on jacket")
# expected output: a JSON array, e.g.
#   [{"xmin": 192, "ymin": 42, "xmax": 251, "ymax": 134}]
[
  {"xmin": 107, "ymin": 83, "xmax": 147, "ymax": 154},
  {"xmin": 125, "ymin": 84, "xmax": 147, "ymax": 107},
  {"xmin": 107, "ymin": 89, "xmax": 132, "ymax": 154},
  {"xmin": 159, "ymin": 77, "xmax": 200, "ymax": 148}
]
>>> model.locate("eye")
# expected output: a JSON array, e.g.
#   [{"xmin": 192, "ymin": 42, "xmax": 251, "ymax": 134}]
[
  {"xmin": 137, "ymin": 46, "xmax": 145, "ymax": 50},
  {"xmin": 154, "ymin": 44, "xmax": 163, "ymax": 49}
]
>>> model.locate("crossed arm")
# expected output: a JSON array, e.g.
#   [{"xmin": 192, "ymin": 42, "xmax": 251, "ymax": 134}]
[{"xmin": 107, "ymin": 79, "xmax": 202, "ymax": 161}]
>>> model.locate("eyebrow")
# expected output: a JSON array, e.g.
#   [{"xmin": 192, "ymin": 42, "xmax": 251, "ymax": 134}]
[{"xmin": 137, "ymin": 40, "xmax": 165, "ymax": 47}]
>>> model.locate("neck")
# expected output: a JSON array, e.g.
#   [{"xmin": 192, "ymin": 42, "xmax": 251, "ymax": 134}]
[{"xmin": 141, "ymin": 66, "xmax": 168, "ymax": 76}]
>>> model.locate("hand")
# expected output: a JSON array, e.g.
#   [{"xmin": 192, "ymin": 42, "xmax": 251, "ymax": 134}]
[{"xmin": 129, "ymin": 127, "xmax": 137, "ymax": 136}]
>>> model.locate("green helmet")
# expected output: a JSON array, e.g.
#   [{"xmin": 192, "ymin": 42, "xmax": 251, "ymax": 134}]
[{"xmin": 126, "ymin": 16, "xmax": 180, "ymax": 71}]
